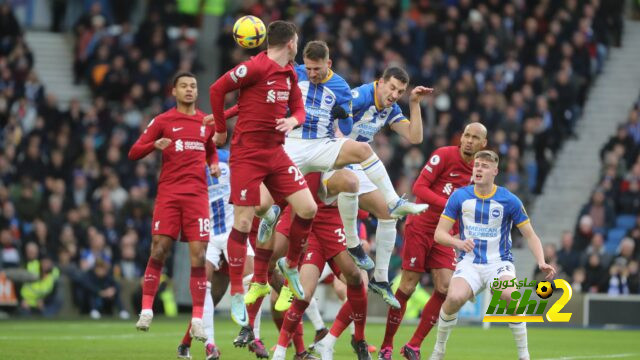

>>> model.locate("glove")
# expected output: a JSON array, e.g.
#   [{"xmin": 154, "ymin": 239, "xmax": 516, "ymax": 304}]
[{"xmin": 330, "ymin": 104, "xmax": 349, "ymax": 120}]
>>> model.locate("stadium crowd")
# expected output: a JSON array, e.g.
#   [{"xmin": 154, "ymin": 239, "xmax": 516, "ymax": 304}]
[{"xmin": 0, "ymin": 0, "xmax": 632, "ymax": 319}]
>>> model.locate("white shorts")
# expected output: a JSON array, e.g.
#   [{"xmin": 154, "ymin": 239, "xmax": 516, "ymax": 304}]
[
  {"xmin": 452, "ymin": 257, "xmax": 516, "ymax": 296},
  {"xmin": 319, "ymin": 164, "xmax": 378, "ymax": 205},
  {"xmin": 318, "ymin": 264, "xmax": 333, "ymax": 282},
  {"xmin": 284, "ymin": 137, "xmax": 349, "ymax": 174},
  {"xmin": 206, "ymin": 232, "xmax": 255, "ymax": 271}
]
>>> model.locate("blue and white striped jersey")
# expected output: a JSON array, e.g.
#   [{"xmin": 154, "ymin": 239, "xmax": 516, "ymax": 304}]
[
  {"xmin": 348, "ymin": 82, "xmax": 408, "ymax": 143},
  {"xmin": 441, "ymin": 185, "xmax": 530, "ymax": 264},
  {"xmin": 206, "ymin": 149, "xmax": 233, "ymax": 236},
  {"xmin": 287, "ymin": 65, "xmax": 352, "ymax": 139}
]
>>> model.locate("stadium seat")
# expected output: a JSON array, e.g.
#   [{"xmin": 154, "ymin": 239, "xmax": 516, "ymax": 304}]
[
  {"xmin": 615, "ymin": 215, "xmax": 637, "ymax": 230},
  {"xmin": 605, "ymin": 228, "xmax": 627, "ymax": 254}
]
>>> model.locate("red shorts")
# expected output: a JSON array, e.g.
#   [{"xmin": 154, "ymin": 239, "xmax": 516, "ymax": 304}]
[
  {"xmin": 229, "ymin": 145, "xmax": 307, "ymax": 206},
  {"xmin": 152, "ymin": 193, "xmax": 209, "ymax": 242},
  {"xmin": 401, "ymin": 221, "xmax": 456, "ymax": 272}
]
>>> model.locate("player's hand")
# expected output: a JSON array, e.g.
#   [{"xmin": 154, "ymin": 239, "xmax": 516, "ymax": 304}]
[
  {"xmin": 203, "ymin": 114, "xmax": 215, "ymax": 126},
  {"xmin": 538, "ymin": 262, "xmax": 556, "ymax": 280},
  {"xmin": 213, "ymin": 131, "xmax": 227, "ymax": 146},
  {"xmin": 409, "ymin": 86, "xmax": 434, "ymax": 103},
  {"xmin": 455, "ymin": 238, "xmax": 475, "ymax": 253},
  {"xmin": 331, "ymin": 104, "xmax": 349, "ymax": 119},
  {"xmin": 275, "ymin": 117, "xmax": 299, "ymax": 134},
  {"xmin": 154, "ymin": 138, "xmax": 172, "ymax": 150},
  {"xmin": 209, "ymin": 162, "xmax": 221, "ymax": 178}
]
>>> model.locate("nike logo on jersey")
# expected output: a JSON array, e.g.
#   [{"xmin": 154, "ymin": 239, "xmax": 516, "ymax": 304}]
[
  {"xmin": 200, "ymin": 233, "xmax": 208, "ymax": 237},
  {"xmin": 267, "ymin": 80, "xmax": 276, "ymax": 85},
  {"xmin": 172, "ymin": 127, "xmax": 183, "ymax": 132},
  {"xmin": 449, "ymin": 173, "xmax": 460, "ymax": 177}
]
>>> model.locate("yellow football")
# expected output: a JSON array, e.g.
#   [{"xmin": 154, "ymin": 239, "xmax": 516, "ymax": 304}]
[{"xmin": 233, "ymin": 15, "xmax": 266, "ymax": 49}]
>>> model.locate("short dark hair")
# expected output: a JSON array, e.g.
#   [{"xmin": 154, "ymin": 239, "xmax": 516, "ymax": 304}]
[
  {"xmin": 267, "ymin": 20, "xmax": 297, "ymax": 48},
  {"xmin": 381, "ymin": 66, "xmax": 410, "ymax": 84},
  {"xmin": 303, "ymin": 40, "xmax": 329, "ymax": 60},
  {"xmin": 474, "ymin": 150, "xmax": 499, "ymax": 166},
  {"xmin": 172, "ymin": 71, "xmax": 196, "ymax": 87}
]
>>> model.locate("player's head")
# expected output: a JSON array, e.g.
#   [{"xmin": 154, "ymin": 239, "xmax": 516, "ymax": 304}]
[
  {"xmin": 473, "ymin": 150, "xmax": 499, "ymax": 186},
  {"xmin": 267, "ymin": 20, "xmax": 298, "ymax": 61},
  {"xmin": 303, "ymin": 40, "xmax": 331, "ymax": 84},
  {"xmin": 460, "ymin": 123, "xmax": 488, "ymax": 158},
  {"xmin": 377, "ymin": 66, "xmax": 410, "ymax": 108},
  {"xmin": 171, "ymin": 71, "xmax": 197, "ymax": 105}
]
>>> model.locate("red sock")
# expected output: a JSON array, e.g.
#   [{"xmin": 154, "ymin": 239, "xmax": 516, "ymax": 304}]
[
  {"xmin": 292, "ymin": 321, "xmax": 305, "ymax": 353},
  {"xmin": 329, "ymin": 301, "xmax": 352, "ymax": 338},
  {"xmin": 141, "ymin": 257, "xmax": 163, "ymax": 310},
  {"xmin": 347, "ymin": 283, "xmax": 367, "ymax": 341},
  {"xmin": 273, "ymin": 311, "xmax": 284, "ymax": 331},
  {"xmin": 277, "ymin": 299, "xmax": 308, "ymax": 347},
  {"xmin": 190, "ymin": 266, "xmax": 206, "ymax": 318},
  {"xmin": 381, "ymin": 289, "xmax": 410, "ymax": 349},
  {"xmin": 248, "ymin": 296, "xmax": 265, "ymax": 328},
  {"xmin": 408, "ymin": 291, "xmax": 446, "ymax": 348},
  {"xmin": 253, "ymin": 248, "xmax": 273, "ymax": 284},
  {"xmin": 227, "ymin": 228, "xmax": 248, "ymax": 294},
  {"xmin": 182, "ymin": 323, "xmax": 192, "ymax": 346},
  {"xmin": 286, "ymin": 215, "xmax": 313, "ymax": 267}
]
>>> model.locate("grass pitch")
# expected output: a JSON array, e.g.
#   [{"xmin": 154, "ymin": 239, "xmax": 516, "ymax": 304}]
[{"xmin": 0, "ymin": 316, "xmax": 637, "ymax": 359}]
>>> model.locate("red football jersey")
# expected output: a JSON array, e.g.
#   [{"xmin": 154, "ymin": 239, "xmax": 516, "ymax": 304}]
[
  {"xmin": 128, "ymin": 108, "xmax": 216, "ymax": 196},
  {"xmin": 209, "ymin": 51, "xmax": 305, "ymax": 147},
  {"xmin": 407, "ymin": 146, "xmax": 473, "ymax": 231}
]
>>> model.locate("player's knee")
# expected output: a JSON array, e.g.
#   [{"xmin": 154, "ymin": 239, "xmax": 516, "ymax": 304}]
[
  {"xmin": 399, "ymin": 278, "xmax": 417, "ymax": 295},
  {"xmin": 234, "ymin": 217, "xmax": 253, "ymax": 233},
  {"xmin": 342, "ymin": 173, "xmax": 359, "ymax": 193},
  {"xmin": 447, "ymin": 292, "xmax": 467, "ymax": 309},
  {"xmin": 296, "ymin": 201, "xmax": 317, "ymax": 219},
  {"xmin": 356, "ymin": 142, "xmax": 374, "ymax": 161},
  {"xmin": 150, "ymin": 240, "xmax": 170, "ymax": 261},
  {"xmin": 343, "ymin": 267, "xmax": 362, "ymax": 286},
  {"xmin": 434, "ymin": 276, "xmax": 451, "ymax": 295}
]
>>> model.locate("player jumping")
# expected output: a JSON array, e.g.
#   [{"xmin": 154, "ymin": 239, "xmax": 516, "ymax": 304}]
[
  {"xmin": 429, "ymin": 150, "xmax": 556, "ymax": 360},
  {"xmin": 378, "ymin": 123, "xmax": 487, "ymax": 360},
  {"xmin": 209, "ymin": 21, "xmax": 317, "ymax": 326},
  {"xmin": 129, "ymin": 72, "xmax": 218, "ymax": 340}
]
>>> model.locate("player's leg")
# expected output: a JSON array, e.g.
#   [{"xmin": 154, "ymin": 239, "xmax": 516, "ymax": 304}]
[
  {"xmin": 324, "ymin": 169, "xmax": 375, "ymax": 270},
  {"xmin": 495, "ymin": 266, "xmax": 529, "ymax": 360},
  {"xmin": 255, "ymin": 183, "xmax": 282, "ymax": 245},
  {"xmin": 430, "ymin": 265, "xmax": 478, "ymax": 360},
  {"xmin": 247, "ymin": 216, "xmax": 274, "ymax": 306},
  {"xmin": 186, "ymin": 238, "xmax": 208, "ymax": 341},
  {"xmin": 225, "ymin": 204, "xmax": 255, "ymax": 326},
  {"xmin": 358, "ymin": 189, "xmax": 400, "ymax": 308},
  {"xmin": 334, "ymin": 139, "xmax": 428, "ymax": 218},
  {"xmin": 278, "ymin": 188, "xmax": 317, "ymax": 300},
  {"xmin": 137, "ymin": 234, "xmax": 173, "ymax": 331}
]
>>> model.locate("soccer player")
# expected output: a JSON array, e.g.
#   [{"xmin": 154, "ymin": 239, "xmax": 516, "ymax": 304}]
[
  {"xmin": 378, "ymin": 123, "xmax": 487, "ymax": 360},
  {"xmin": 129, "ymin": 72, "xmax": 218, "ymax": 340},
  {"xmin": 273, "ymin": 172, "xmax": 371, "ymax": 360},
  {"xmin": 177, "ymin": 149, "xmax": 267, "ymax": 360},
  {"xmin": 323, "ymin": 66, "xmax": 433, "ymax": 308},
  {"xmin": 209, "ymin": 20, "xmax": 318, "ymax": 326},
  {"xmin": 429, "ymin": 150, "xmax": 556, "ymax": 360}
]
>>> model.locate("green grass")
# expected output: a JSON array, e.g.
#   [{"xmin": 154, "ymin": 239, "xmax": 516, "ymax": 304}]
[{"xmin": 0, "ymin": 316, "xmax": 638, "ymax": 359}]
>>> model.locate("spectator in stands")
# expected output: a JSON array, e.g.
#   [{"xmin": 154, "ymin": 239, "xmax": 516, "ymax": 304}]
[
  {"xmin": 572, "ymin": 267, "xmax": 586, "ymax": 293},
  {"xmin": 19, "ymin": 255, "xmax": 60, "ymax": 316},
  {"xmin": 627, "ymin": 261, "xmax": 639, "ymax": 294},
  {"xmin": 627, "ymin": 108, "xmax": 640, "ymax": 145},
  {"xmin": 557, "ymin": 231, "xmax": 581, "ymax": 277},
  {"xmin": 607, "ymin": 260, "xmax": 630, "ymax": 296},
  {"xmin": 614, "ymin": 238, "xmax": 637, "ymax": 267},
  {"xmin": 81, "ymin": 259, "xmax": 128, "ymax": 320},
  {"xmin": 583, "ymin": 233, "xmax": 613, "ymax": 269},
  {"xmin": 584, "ymin": 253, "xmax": 609, "ymax": 293},
  {"xmin": 601, "ymin": 124, "xmax": 638, "ymax": 166},
  {"xmin": 580, "ymin": 189, "xmax": 615, "ymax": 233},
  {"xmin": 79, "ymin": 227, "xmax": 111, "ymax": 271},
  {"xmin": 618, "ymin": 179, "xmax": 640, "ymax": 215},
  {"xmin": 574, "ymin": 214, "xmax": 595, "ymax": 251},
  {"xmin": 0, "ymin": 228, "xmax": 20, "ymax": 268}
]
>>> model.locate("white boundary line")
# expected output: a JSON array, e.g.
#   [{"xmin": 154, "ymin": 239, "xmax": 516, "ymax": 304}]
[{"xmin": 539, "ymin": 353, "xmax": 639, "ymax": 360}]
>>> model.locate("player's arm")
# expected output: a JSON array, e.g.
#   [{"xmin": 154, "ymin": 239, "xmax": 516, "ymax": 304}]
[
  {"xmin": 434, "ymin": 216, "xmax": 475, "ymax": 253},
  {"xmin": 518, "ymin": 221, "xmax": 556, "ymax": 280},
  {"xmin": 412, "ymin": 151, "xmax": 448, "ymax": 210},
  {"xmin": 389, "ymin": 86, "xmax": 433, "ymax": 144},
  {"xmin": 331, "ymin": 100, "xmax": 353, "ymax": 135},
  {"xmin": 276, "ymin": 75, "xmax": 306, "ymax": 134},
  {"xmin": 128, "ymin": 117, "xmax": 167, "ymax": 160},
  {"xmin": 209, "ymin": 62, "xmax": 257, "ymax": 136},
  {"xmin": 205, "ymin": 136, "xmax": 221, "ymax": 177}
]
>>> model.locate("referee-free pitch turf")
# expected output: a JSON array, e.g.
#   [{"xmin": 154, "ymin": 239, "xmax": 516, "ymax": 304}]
[{"xmin": 0, "ymin": 316, "xmax": 637, "ymax": 359}]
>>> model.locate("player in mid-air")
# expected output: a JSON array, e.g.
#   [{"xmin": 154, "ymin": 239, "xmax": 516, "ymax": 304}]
[
  {"xmin": 176, "ymin": 149, "xmax": 268, "ymax": 360},
  {"xmin": 322, "ymin": 66, "xmax": 433, "ymax": 308},
  {"xmin": 378, "ymin": 123, "xmax": 487, "ymax": 360},
  {"xmin": 273, "ymin": 172, "xmax": 371, "ymax": 360},
  {"xmin": 208, "ymin": 20, "xmax": 317, "ymax": 327},
  {"xmin": 128, "ymin": 72, "xmax": 218, "ymax": 340},
  {"xmin": 428, "ymin": 150, "xmax": 556, "ymax": 360}
]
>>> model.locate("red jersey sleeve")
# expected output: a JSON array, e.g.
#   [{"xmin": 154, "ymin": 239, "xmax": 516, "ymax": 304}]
[
  {"xmin": 209, "ymin": 60, "xmax": 261, "ymax": 134},
  {"xmin": 205, "ymin": 136, "xmax": 218, "ymax": 165},
  {"xmin": 287, "ymin": 69, "xmax": 305, "ymax": 125},
  {"xmin": 224, "ymin": 105, "xmax": 239, "ymax": 119},
  {"xmin": 412, "ymin": 148, "xmax": 449, "ymax": 211},
  {"xmin": 128, "ymin": 116, "xmax": 164, "ymax": 160}
]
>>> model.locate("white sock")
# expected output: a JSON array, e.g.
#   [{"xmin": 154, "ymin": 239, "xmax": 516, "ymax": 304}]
[
  {"xmin": 322, "ymin": 333, "xmax": 337, "ymax": 349},
  {"xmin": 373, "ymin": 219, "xmax": 397, "ymax": 283},
  {"xmin": 434, "ymin": 308, "xmax": 458, "ymax": 353},
  {"xmin": 360, "ymin": 154, "xmax": 399, "ymax": 205},
  {"xmin": 338, "ymin": 192, "xmax": 360, "ymax": 249},
  {"xmin": 305, "ymin": 297, "xmax": 325, "ymax": 331},
  {"xmin": 253, "ymin": 299, "xmax": 262, "ymax": 339},
  {"xmin": 243, "ymin": 274, "xmax": 252, "ymax": 291},
  {"xmin": 140, "ymin": 309, "xmax": 153, "ymax": 316},
  {"xmin": 259, "ymin": 205, "xmax": 277, "ymax": 223},
  {"xmin": 273, "ymin": 344, "xmax": 287, "ymax": 359},
  {"xmin": 349, "ymin": 321, "xmax": 355, "ymax": 335},
  {"xmin": 509, "ymin": 322, "xmax": 529, "ymax": 359},
  {"xmin": 203, "ymin": 281, "xmax": 215, "ymax": 345}
]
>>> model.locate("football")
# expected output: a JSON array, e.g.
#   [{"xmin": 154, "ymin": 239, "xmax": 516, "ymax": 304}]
[
  {"xmin": 232, "ymin": 15, "xmax": 266, "ymax": 49},
  {"xmin": 536, "ymin": 281, "xmax": 554, "ymax": 299}
]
